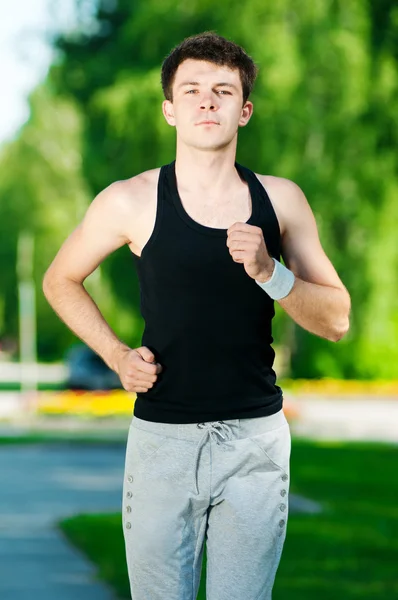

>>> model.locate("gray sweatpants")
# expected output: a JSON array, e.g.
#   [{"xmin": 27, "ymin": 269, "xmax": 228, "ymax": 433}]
[{"xmin": 122, "ymin": 408, "xmax": 291, "ymax": 600}]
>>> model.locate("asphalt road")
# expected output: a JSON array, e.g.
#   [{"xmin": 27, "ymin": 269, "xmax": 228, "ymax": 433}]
[{"xmin": 0, "ymin": 443, "xmax": 125, "ymax": 600}]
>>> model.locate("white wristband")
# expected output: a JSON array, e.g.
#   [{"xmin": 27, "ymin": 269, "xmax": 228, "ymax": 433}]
[{"xmin": 255, "ymin": 258, "xmax": 295, "ymax": 300}]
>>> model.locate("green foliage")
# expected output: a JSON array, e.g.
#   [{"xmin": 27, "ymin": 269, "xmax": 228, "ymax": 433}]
[
  {"xmin": 0, "ymin": 86, "xmax": 92, "ymax": 357},
  {"xmin": 0, "ymin": 0, "xmax": 397, "ymax": 375}
]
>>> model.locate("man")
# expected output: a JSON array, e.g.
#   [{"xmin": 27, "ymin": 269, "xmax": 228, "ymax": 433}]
[{"xmin": 43, "ymin": 32, "xmax": 350, "ymax": 600}]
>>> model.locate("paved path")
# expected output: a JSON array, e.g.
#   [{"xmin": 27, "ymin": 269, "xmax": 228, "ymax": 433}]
[{"xmin": 0, "ymin": 443, "xmax": 125, "ymax": 600}]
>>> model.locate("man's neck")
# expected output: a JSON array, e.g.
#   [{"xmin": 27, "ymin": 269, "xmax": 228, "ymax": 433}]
[{"xmin": 174, "ymin": 144, "xmax": 242, "ymax": 196}]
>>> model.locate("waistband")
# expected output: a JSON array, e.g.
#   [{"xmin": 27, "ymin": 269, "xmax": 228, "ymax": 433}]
[
  {"xmin": 131, "ymin": 408, "xmax": 287, "ymax": 441},
  {"xmin": 131, "ymin": 409, "xmax": 288, "ymax": 495}
]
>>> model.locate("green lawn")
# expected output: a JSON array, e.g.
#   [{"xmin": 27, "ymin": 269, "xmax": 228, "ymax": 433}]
[
  {"xmin": 0, "ymin": 434, "xmax": 124, "ymax": 445},
  {"xmin": 0, "ymin": 382, "xmax": 65, "ymax": 391},
  {"xmin": 58, "ymin": 439, "xmax": 398, "ymax": 599}
]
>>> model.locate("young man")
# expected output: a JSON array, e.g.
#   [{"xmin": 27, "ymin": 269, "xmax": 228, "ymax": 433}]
[{"xmin": 43, "ymin": 32, "xmax": 350, "ymax": 600}]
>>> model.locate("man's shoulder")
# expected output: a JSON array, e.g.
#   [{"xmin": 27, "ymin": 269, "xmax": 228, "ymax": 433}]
[
  {"xmin": 84, "ymin": 167, "xmax": 161, "ymax": 233},
  {"xmin": 109, "ymin": 167, "xmax": 161, "ymax": 202},
  {"xmin": 254, "ymin": 172, "xmax": 308, "ymax": 213},
  {"xmin": 93, "ymin": 168, "xmax": 161, "ymax": 222},
  {"xmin": 251, "ymin": 173, "xmax": 309, "ymax": 236},
  {"xmin": 253, "ymin": 172, "xmax": 302, "ymax": 197}
]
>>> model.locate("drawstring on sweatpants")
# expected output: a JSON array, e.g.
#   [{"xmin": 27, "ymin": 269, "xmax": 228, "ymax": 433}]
[{"xmin": 193, "ymin": 421, "xmax": 233, "ymax": 495}]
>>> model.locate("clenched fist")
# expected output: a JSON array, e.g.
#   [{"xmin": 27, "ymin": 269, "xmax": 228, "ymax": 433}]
[
  {"xmin": 114, "ymin": 346, "xmax": 163, "ymax": 393},
  {"xmin": 226, "ymin": 222, "xmax": 274, "ymax": 282}
]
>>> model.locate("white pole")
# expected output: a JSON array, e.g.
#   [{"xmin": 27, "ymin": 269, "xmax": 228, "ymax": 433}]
[{"xmin": 17, "ymin": 231, "xmax": 37, "ymax": 394}]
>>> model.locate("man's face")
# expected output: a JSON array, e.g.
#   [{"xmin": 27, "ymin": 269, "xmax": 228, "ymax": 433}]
[{"xmin": 162, "ymin": 59, "xmax": 253, "ymax": 151}]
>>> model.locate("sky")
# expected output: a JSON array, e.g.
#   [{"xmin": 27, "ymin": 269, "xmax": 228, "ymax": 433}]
[{"xmin": 0, "ymin": 0, "xmax": 79, "ymax": 146}]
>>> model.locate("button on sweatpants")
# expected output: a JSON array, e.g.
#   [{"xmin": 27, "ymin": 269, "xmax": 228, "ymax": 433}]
[{"xmin": 122, "ymin": 408, "xmax": 291, "ymax": 600}]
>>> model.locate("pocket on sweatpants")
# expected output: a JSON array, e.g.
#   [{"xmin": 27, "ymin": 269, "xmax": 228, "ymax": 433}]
[
  {"xmin": 127, "ymin": 427, "xmax": 171, "ymax": 469},
  {"xmin": 248, "ymin": 422, "xmax": 291, "ymax": 474}
]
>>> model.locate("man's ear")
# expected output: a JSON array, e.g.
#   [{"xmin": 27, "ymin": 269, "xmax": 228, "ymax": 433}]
[
  {"xmin": 162, "ymin": 100, "xmax": 176, "ymax": 126},
  {"xmin": 238, "ymin": 101, "xmax": 254, "ymax": 127}
]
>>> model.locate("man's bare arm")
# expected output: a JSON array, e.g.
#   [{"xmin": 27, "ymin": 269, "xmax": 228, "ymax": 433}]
[
  {"xmin": 261, "ymin": 177, "xmax": 351, "ymax": 342},
  {"xmin": 277, "ymin": 279, "xmax": 350, "ymax": 342},
  {"xmin": 42, "ymin": 181, "xmax": 135, "ymax": 370},
  {"xmin": 43, "ymin": 176, "xmax": 163, "ymax": 393}
]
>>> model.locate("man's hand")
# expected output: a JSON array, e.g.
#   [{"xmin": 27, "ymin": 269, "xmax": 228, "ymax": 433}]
[
  {"xmin": 226, "ymin": 222, "xmax": 274, "ymax": 283},
  {"xmin": 114, "ymin": 346, "xmax": 163, "ymax": 393}
]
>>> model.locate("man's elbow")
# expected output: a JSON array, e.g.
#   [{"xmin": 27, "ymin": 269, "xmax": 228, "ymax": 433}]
[
  {"xmin": 327, "ymin": 316, "xmax": 350, "ymax": 342},
  {"xmin": 328, "ymin": 291, "xmax": 351, "ymax": 342},
  {"xmin": 42, "ymin": 269, "xmax": 72, "ymax": 300},
  {"xmin": 42, "ymin": 270, "xmax": 54, "ymax": 298}
]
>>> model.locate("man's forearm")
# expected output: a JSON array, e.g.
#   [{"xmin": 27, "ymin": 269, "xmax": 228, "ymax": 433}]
[
  {"xmin": 277, "ymin": 277, "xmax": 350, "ymax": 341},
  {"xmin": 42, "ymin": 277, "xmax": 130, "ymax": 371}
]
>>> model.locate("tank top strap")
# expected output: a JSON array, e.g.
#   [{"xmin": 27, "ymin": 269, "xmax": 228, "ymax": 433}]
[
  {"xmin": 135, "ymin": 164, "xmax": 169, "ymax": 262},
  {"xmin": 236, "ymin": 163, "xmax": 281, "ymax": 260},
  {"xmin": 160, "ymin": 162, "xmax": 174, "ymax": 207}
]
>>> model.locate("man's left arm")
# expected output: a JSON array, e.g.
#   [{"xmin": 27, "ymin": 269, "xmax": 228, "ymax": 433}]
[{"xmin": 227, "ymin": 178, "xmax": 351, "ymax": 342}]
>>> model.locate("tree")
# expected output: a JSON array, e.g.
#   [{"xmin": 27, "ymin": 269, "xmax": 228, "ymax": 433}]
[{"xmin": 1, "ymin": 0, "xmax": 397, "ymax": 376}]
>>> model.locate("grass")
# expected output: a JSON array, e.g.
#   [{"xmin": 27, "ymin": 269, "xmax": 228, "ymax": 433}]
[
  {"xmin": 0, "ymin": 382, "xmax": 65, "ymax": 391},
  {"xmin": 0, "ymin": 433, "xmax": 127, "ymax": 445},
  {"xmin": 58, "ymin": 439, "xmax": 398, "ymax": 599}
]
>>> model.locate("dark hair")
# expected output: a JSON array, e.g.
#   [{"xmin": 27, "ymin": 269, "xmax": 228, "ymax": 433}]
[{"xmin": 161, "ymin": 32, "xmax": 258, "ymax": 104}]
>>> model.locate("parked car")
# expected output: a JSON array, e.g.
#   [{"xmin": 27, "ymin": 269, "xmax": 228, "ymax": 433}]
[{"xmin": 65, "ymin": 344, "xmax": 123, "ymax": 390}]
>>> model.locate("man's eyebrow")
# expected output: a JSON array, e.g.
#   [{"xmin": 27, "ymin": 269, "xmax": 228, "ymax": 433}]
[
  {"xmin": 177, "ymin": 81, "xmax": 238, "ymax": 90},
  {"xmin": 178, "ymin": 81, "xmax": 201, "ymax": 87},
  {"xmin": 215, "ymin": 82, "xmax": 238, "ymax": 90}
]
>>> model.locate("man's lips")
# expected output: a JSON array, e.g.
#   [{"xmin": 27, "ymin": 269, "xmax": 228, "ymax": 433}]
[{"xmin": 196, "ymin": 120, "xmax": 220, "ymax": 125}]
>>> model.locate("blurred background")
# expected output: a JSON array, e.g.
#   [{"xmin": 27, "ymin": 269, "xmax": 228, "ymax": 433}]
[{"xmin": 0, "ymin": 1, "xmax": 397, "ymax": 599}]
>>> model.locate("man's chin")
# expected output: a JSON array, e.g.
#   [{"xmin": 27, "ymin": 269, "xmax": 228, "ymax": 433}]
[{"xmin": 188, "ymin": 140, "xmax": 232, "ymax": 152}]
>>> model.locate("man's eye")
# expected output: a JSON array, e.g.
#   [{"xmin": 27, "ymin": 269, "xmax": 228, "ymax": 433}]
[
  {"xmin": 187, "ymin": 90, "xmax": 198, "ymax": 94},
  {"xmin": 217, "ymin": 90, "xmax": 231, "ymax": 95}
]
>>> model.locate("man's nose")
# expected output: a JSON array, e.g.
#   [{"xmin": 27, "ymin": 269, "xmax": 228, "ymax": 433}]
[{"xmin": 200, "ymin": 94, "xmax": 218, "ymax": 111}]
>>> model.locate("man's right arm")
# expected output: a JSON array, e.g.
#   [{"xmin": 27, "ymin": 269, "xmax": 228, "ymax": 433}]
[{"xmin": 42, "ymin": 179, "xmax": 162, "ymax": 391}]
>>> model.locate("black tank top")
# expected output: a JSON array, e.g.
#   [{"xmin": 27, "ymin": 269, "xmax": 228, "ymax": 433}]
[{"xmin": 131, "ymin": 161, "xmax": 283, "ymax": 423}]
